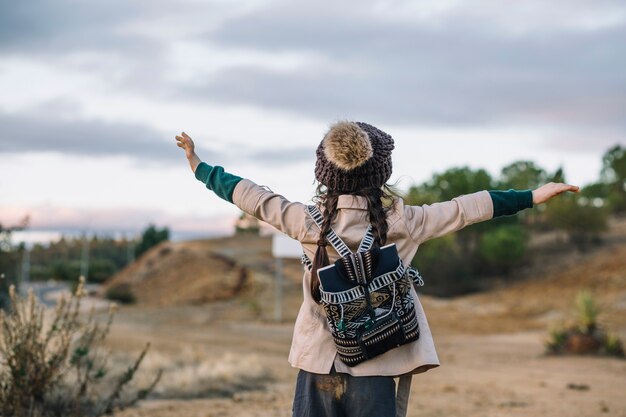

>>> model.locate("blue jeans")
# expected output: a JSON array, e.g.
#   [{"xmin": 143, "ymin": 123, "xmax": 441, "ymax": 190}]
[{"xmin": 292, "ymin": 366, "xmax": 397, "ymax": 417}]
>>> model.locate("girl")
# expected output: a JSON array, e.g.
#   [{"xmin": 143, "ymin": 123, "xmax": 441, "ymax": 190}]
[{"xmin": 176, "ymin": 121, "xmax": 579, "ymax": 417}]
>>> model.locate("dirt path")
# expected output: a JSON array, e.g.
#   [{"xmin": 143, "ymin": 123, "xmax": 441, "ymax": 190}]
[{"xmin": 108, "ymin": 303, "xmax": 626, "ymax": 417}]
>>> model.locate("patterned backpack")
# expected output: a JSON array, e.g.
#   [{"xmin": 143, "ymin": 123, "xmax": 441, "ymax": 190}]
[{"xmin": 301, "ymin": 205, "xmax": 425, "ymax": 366}]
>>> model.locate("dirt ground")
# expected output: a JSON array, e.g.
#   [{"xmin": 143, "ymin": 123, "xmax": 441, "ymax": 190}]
[
  {"xmin": 103, "ymin": 226, "xmax": 626, "ymax": 417},
  {"xmin": 106, "ymin": 296, "xmax": 626, "ymax": 417}
]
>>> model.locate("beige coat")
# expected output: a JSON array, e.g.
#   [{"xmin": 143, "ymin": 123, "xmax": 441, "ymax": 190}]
[{"xmin": 232, "ymin": 178, "xmax": 494, "ymax": 377}]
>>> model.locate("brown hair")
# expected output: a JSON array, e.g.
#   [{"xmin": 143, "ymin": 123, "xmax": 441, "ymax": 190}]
[{"xmin": 309, "ymin": 183, "xmax": 401, "ymax": 303}]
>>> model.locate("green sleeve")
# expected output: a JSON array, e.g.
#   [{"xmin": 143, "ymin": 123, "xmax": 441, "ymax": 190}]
[
  {"xmin": 194, "ymin": 161, "xmax": 243, "ymax": 203},
  {"xmin": 488, "ymin": 189, "xmax": 534, "ymax": 217}
]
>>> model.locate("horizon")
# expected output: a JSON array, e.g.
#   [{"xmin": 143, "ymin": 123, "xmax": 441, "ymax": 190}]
[
  {"xmin": 6, "ymin": 144, "xmax": 617, "ymax": 249},
  {"xmin": 2, "ymin": 140, "xmax": 621, "ymax": 247},
  {"xmin": 9, "ymin": 228, "xmax": 231, "ymax": 249}
]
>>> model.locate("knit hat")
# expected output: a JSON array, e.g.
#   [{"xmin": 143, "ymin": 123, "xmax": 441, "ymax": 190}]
[{"xmin": 315, "ymin": 121, "xmax": 394, "ymax": 191}]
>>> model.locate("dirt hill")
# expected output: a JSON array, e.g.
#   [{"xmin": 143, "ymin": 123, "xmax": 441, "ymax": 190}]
[
  {"xmin": 424, "ymin": 242, "xmax": 626, "ymax": 334},
  {"xmin": 101, "ymin": 234, "xmax": 303, "ymax": 307},
  {"xmin": 103, "ymin": 221, "xmax": 626, "ymax": 334}
]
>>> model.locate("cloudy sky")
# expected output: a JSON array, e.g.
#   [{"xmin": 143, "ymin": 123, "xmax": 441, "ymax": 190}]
[{"xmin": 1, "ymin": 0, "xmax": 624, "ymax": 244}]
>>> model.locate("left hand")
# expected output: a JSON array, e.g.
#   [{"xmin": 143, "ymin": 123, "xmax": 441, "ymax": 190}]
[
  {"xmin": 175, "ymin": 132, "xmax": 195, "ymax": 159},
  {"xmin": 532, "ymin": 182, "xmax": 580, "ymax": 205}
]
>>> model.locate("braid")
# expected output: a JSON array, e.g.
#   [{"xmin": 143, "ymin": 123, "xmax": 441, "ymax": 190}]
[
  {"xmin": 310, "ymin": 190, "xmax": 339, "ymax": 303},
  {"xmin": 364, "ymin": 187, "xmax": 388, "ymax": 247},
  {"xmin": 309, "ymin": 183, "xmax": 399, "ymax": 303}
]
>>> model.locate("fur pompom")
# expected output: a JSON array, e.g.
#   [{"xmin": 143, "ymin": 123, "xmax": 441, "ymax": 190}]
[{"xmin": 322, "ymin": 121, "xmax": 373, "ymax": 170}]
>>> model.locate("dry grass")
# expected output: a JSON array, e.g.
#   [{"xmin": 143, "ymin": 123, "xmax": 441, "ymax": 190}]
[
  {"xmin": 121, "ymin": 349, "xmax": 273, "ymax": 399},
  {"xmin": 0, "ymin": 278, "xmax": 161, "ymax": 417}
]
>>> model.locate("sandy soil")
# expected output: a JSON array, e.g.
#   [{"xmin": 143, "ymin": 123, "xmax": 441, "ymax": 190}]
[
  {"xmin": 103, "ymin": 227, "xmax": 626, "ymax": 417},
  {"xmin": 106, "ymin": 298, "xmax": 626, "ymax": 417}
]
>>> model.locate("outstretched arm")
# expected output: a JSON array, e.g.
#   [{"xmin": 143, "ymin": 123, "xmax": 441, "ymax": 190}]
[
  {"xmin": 405, "ymin": 182, "xmax": 579, "ymax": 244},
  {"xmin": 486, "ymin": 182, "xmax": 580, "ymax": 216},
  {"xmin": 175, "ymin": 131, "xmax": 309, "ymax": 241},
  {"xmin": 176, "ymin": 132, "xmax": 243, "ymax": 203}
]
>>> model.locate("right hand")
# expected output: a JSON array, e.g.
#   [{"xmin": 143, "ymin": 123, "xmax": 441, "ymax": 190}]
[
  {"xmin": 175, "ymin": 132, "xmax": 195, "ymax": 159},
  {"xmin": 532, "ymin": 182, "xmax": 580, "ymax": 205}
]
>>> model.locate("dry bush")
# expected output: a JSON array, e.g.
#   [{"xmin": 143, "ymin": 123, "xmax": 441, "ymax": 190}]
[
  {"xmin": 545, "ymin": 289, "xmax": 624, "ymax": 358},
  {"xmin": 105, "ymin": 283, "xmax": 136, "ymax": 305},
  {"xmin": 0, "ymin": 278, "xmax": 161, "ymax": 417}
]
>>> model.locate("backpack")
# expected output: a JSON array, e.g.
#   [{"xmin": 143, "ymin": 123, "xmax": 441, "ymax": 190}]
[{"xmin": 301, "ymin": 205, "xmax": 425, "ymax": 367}]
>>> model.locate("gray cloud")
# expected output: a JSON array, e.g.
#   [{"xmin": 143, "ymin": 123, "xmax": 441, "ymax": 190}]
[
  {"xmin": 0, "ymin": 0, "xmax": 147, "ymax": 53},
  {"xmin": 1, "ymin": 0, "xmax": 624, "ymax": 141},
  {"xmin": 0, "ymin": 0, "xmax": 204, "ymax": 92},
  {"xmin": 0, "ymin": 109, "xmax": 191, "ymax": 164},
  {"xmin": 0, "ymin": 106, "xmax": 313, "ymax": 167},
  {"xmin": 194, "ymin": 4, "xmax": 626, "ymax": 129},
  {"xmin": 543, "ymin": 129, "xmax": 625, "ymax": 154},
  {"xmin": 248, "ymin": 147, "xmax": 314, "ymax": 164}
]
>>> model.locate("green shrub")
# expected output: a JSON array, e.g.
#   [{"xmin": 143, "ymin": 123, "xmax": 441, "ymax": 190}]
[
  {"xmin": 575, "ymin": 289, "xmax": 598, "ymax": 334},
  {"xmin": 413, "ymin": 235, "xmax": 476, "ymax": 296},
  {"xmin": 604, "ymin": 333, "xmax": 625, "ymax": 357},
  {"xmin": 88, "ymin": 258, "xmax": 118, "ymax": 284},
  {"xmin": 546, "ymin": 326, "xmax": 568, "ymax": 354},
  {"xmin": 478, "ymin": 224, "xmax": 528, "ymax": 274},
  {"xmin": 0, "ymin": 278, "xmax": 160, "ymax": 417},
  {"xmin": 135, "ymin": 224, "xmax": 169, "ymax": 259},
  {"xmin": 544, "ymin": 289, "xmax": 624, "ymax": 358},
  {"xmin": 544, "ymin": 194, "xmax": 608, "ymax": 251},
  {"xmin": 105, "ymin": 283, "xmax": 136, "ymax": 304},
  {"xmin": 49, "ymin": 260, "xmax": 82, "ymax": 282},
  {"xmin": 601, "ymin": 145, "xmax": 626, "ymax": 213}
]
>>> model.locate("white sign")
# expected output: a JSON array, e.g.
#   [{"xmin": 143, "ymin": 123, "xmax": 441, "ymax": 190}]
[{"xmin": 272, "ymin": 233, "xmax": 303, "ymax": 258}]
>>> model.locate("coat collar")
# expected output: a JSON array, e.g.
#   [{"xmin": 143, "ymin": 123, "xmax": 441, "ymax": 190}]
[{"xmin": 337, "ymin": 194, "xmax": 368, "ymax": 210}]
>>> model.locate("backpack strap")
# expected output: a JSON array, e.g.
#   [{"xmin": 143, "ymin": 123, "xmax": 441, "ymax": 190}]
[
  {"xmin": 302, "ymin": 205, "xmax": 426, "ymax": 287},
  {"xmin": 356, "ymin": 225, "xmax": 375, "ymax": 253},
  {"xmin": 305, "ymin": 205, "xmax": 375, "ymax": 257},
  {"xmin": 395, "ymin": 374, "xmax": 412, "ymax": 417},
  {"xmin": 406, "ymin": 266, "xmax": 425, "ymax": 286},
  {"xmin": 301, "ymin": 253, "xmax": 313, "ymax": 271}
]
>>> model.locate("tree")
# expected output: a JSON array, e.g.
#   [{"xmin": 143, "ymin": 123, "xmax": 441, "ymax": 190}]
[
  {"xmin": 549, "ymin": 166, "xmax": 567, "ymax": 184},
  {"xmin": 581, "ymin": 182, "xmax": 611, "ymax": 200},
  {"xmin": 578, "ymin": 182, "xmax": 611, "ymax": 212},
  {"xmin": 405, "ymin": 165, "xmax": 528, "ymax": 295},
  {"xmin": 406, "ymin": 166, "xmax": 496, "ymax": 250},
  {"xmin": 544, "ymin": 193, "xmax": 609, "ymax": 251},
  {"xmin": 235, "ymin": 212, "xmax": 261, "ymax": 235},
  {"xmin": 0, "ymin": 216, "xmax": 30, "ymax": 310},
  {"xmin": 421, "ymin": 166, "xmax": 494, "ymax": 201},
  {"xmin": 134, "ymin": 224, "xmax": 170, "ymax": 259},
  {"xmin": 600, "ymin": 145, "xmax": 626, "ymax": 213},
  {"xmin": 498, "ymin": 160, "xmax": 547, "ymax": 190},
  {"xmin": 497, "ymin": 160, "xmax": 548, "ymax": 226},
  {"xmin": 28, "ymin": 234, "xmax": 132, "ymax": 282},
  {"xmin": 404, "ymin": 184, "xmax": 438, "ymax": 206},
  {"xmin": 411, "ymin": 234, "xmax": 476, "ymax": 296},
  {"xmin": 478, "ymin": 224, "xmax": 528, "ymax": 274}
]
